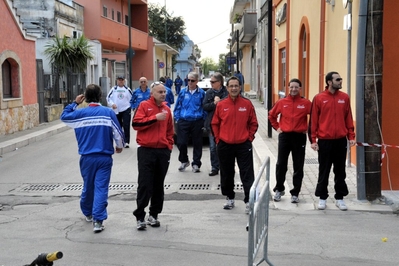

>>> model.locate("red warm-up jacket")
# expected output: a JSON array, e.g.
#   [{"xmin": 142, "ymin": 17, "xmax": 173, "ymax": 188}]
[
  {"xmin": 132, "ymin": 96, "xmax": 174, "ymax": 150},
  {"xmin": 268, "ymin": 94, "xmax": 311, "ymax": 133},
  {"xmin": 308, "ymin": 88, "xmax": 355, "ymax": 143},
  {"xmin": 211, "ymin": 95, "xmax": 258, "ymax": 144}
]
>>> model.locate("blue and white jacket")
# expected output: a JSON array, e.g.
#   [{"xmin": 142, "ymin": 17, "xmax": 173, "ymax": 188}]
[
  {"xmin": 61, "ymin": 102, "xmax": 124, "ymax": 155},
  {"xmin": 131, "ymin": 87, "xmax": 151, "ymax": 109},
  {"xmin": 173, "ymin": 87, "xmax": 207, "ymax": 121}
]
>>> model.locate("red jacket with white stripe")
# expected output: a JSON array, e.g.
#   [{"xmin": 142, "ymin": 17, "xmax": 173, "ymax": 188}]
[
  {"xmin": 211, "ymin": 95, "xmax": 258, "ymax": 144},
  {"xmin": 268, "ymin": 94, "xmax": 311, "ymax": 133},
  {"xmin": 132, "ymin": 97, "xmax": 174, "ymax": 150},
  {"xmin": 308, "ymin": 88, "xmax": 355, "ymax": 143}
]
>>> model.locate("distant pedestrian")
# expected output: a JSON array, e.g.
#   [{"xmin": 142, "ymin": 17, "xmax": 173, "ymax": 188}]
[
  {"xmin": 184, "ymin": 75, "xmax": 189, "ymax": 86},
  {"xmin": 165, "ymin": 76, "xmax": 173, "ymax": 88},
  {"xmin": 159, "ymin": 76, "xmax": 174, "ymax": 107},
  {"xmin": 309, "ymin": 71, "xmax": 355, "ymax": 211},
  {"xmin": 211, "ymin": 76, "xmax": 258, "ymax": 214},
  {"xmin": 202, "ymin": 72, "xmax": 228, "ymax": 176},
  {"xmin": 132, "ymin": 81, "xmax": 174, "ymax": 230},
  {"xmin": 174, "ymin": 75, "xmax": 183, "ymax": 95},
  {"xmin": 234, "ymin": 71, "xmax": 245, "ymax": 95},
  {"xmin": 61, "ymin": 84, "xmax": 124, "ymax": 233},
  {"xmin": 268, "ymin": 78, "xmax": 311, "ymax": 203},
  {"xmin": 106, "ymin": 76, "xmax": 132, "ymax": 148},
  {"xmin": 174, "ymin": 72, "xmax": 206, "ymax": 173}
]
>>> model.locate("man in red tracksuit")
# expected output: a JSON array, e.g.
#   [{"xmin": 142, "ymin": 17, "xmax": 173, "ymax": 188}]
[
  {"xmin": 132, "ymin": 82, "xmax": 174, "ymax": 230},
  {"xmin": 211, "ymin": 76, "xmax": 258, "ymax": 214},
  {"xmin": 309, "ymin": 71, "xmax": 355, "ymax": 211},
  {"xmin": 268, "ymin": 78, "xmax": 311, "ymax": 203}
]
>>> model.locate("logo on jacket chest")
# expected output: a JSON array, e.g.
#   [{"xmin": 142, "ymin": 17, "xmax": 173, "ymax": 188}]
[
  {"xmin": 238, "ymin": 107, "xmax": 247, "ymax": 112},
  {"xmin": 297, "ymin": 105, "xmax": 305, "ymax": 109}
]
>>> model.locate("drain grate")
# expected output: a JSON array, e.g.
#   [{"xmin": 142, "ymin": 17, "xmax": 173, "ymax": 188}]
[
  {"xmin": 165, "ymin": 184, "xmax": 171, "ymax": 190},
  {"xmin": 305, "ymin": 158, "xmax": 319, "ymax": 164},
  {"xmin": 109, "ymin": 184, "xmax": 135, "ymax": 191},
  {"xmin": 21, "ymin": 184, "xmax": 62, "ymax": 192},
  {"xmin": 62, "ymin": 184, "xmax": 83, "ymax": 191},
  {"xmin": 217, "ymin": 183, "xmax": 243, "ymax": 190},
  {"xmin": 179, "ymin": 184, "xmax": 210, "ymax": 190}
]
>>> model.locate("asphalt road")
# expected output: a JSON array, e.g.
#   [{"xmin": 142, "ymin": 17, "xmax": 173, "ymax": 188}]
[{"xmin": 1, "ymin": 128, "xmax": 398, "ymax": 265}]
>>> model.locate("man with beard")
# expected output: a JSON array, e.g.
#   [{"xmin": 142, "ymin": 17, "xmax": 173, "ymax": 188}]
[{"xmin": 308, "ymin": 71, "xmax": 356, "ymax": 211}]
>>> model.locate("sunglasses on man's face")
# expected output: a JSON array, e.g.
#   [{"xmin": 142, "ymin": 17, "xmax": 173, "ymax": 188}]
[
  {"xmin": 210, "ymin": 80, "xmax": 219, "ymax": 84},
  {"xmin": 335, "ymin": 78, "xmax": 342, "ymax": 82},
  {"xmin": 187, "ymin": 79, "xmax": 197, "ymax": 82}
]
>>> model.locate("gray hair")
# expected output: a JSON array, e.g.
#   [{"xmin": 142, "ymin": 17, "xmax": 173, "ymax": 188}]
[
  {"xmin": 188, "ymin": 72, "xmax": 199, "ymax": 81},
  {"xmin": 211, "ymin": 72, "xmax": 224, "ymax": 84}
]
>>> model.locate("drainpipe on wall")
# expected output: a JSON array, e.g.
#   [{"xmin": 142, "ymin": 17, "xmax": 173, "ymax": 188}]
[{"xmin": 356, "ymin": 0, "xmax": 368, "ymax": 201}]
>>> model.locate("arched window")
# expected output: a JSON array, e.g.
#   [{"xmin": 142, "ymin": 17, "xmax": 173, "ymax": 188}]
[
  {"xmin": 1, "ymin": 51, "xmax": 22, "ymax": 109},
  {"xmin": 2, "ymin": 60, "xmax": 11, "ymax": 98},
  {"xmin": 298, "ymin": 21, "xmax": 310, "ymax": 99},
  {"xmin": 2, "ymin": 58, "xmax": 20, "ymax": 98}
]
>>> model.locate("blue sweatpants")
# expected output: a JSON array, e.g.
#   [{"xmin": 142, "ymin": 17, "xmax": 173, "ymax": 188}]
[{"xmin": 79, "ymin": 154, "xmax": 113, "ymax": 222}]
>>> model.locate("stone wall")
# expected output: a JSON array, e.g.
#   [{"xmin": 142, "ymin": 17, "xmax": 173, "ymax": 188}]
[
  {"xmin": 0, "ymin": 103, "xmax": 39, "ymax": 136},
  {"xmin": 44, "ymin": 104, "xmax": 64, "ymax": 122}
]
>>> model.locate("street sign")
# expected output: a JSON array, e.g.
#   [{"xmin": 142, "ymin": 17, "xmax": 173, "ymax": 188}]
[
  {"xmin": 226, "ymin": 56, "xmax": 237, "ymax": 65},
  {"xmin": 158, "ymin": 62, "xmax": 165, "ymax": 68}
]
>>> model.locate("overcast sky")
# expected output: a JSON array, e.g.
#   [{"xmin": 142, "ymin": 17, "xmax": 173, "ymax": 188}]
[{"xmin": 147, "ymin": 0, "xmax": 232, "ymax": 62}]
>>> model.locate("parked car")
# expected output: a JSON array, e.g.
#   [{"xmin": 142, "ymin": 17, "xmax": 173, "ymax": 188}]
[{"xmin": 197, "ymin": 78, "xmax": 211, "ymax": 91}]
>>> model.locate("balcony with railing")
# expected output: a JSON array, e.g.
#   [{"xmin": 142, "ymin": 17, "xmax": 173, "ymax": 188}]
[{"xmin": 98, "ymin": 17, "xmax": 149, "ymax": 52}]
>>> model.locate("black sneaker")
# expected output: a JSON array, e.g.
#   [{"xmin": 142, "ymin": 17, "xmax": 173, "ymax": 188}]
[
  {"xmin": 208, "ymin": 170, "xmax": 218, "ymax": 176},
  {"xmin": 137, "ymin": 220, "xmax": 147, "ymax": 230},
  {"xmin": 93, "ymin": 221, "xmax": 104, "ymax": 233}
]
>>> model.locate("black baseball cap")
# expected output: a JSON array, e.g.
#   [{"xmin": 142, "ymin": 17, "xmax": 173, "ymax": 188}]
[{"xmin": 117, "ymin": 75, "xmax": 125, "ymax": 79}]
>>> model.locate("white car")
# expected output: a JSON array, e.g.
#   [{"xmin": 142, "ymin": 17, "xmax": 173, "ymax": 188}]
[{"xmin": 197, "ymin": 78, "xmax": 211, "ymax": 91}]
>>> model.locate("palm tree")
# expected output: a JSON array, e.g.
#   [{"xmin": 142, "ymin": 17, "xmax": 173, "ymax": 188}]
[
  {"xmin": 44, "ymin": 35, "xmax": 94, "ymax": 75},
  {"xmin": 44, "ymin": 35, "xmax": 94, "ymax": 104}
]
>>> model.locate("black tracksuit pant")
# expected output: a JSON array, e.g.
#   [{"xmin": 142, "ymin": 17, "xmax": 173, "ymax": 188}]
[
  {"xmin": 217, "ymin": 140, "xmax": 254, "ymax": 203},
  {"xmin": 315, "ymin": 138, "xmax": 349, "ymax": 200},
  {"xmin": 273, "ymin": 132, "xmax": 306, "ymax": 196},
  {"xmin": 176, "ymin": 119, "xmax": 203, "ymax": 167},
  {"xmin": 133, "ymin": 147, "xmax": 171, "ymax": 221},
  {"xmin": 116, "ymin": 108, "xmax": 131, "ymax": 144}
]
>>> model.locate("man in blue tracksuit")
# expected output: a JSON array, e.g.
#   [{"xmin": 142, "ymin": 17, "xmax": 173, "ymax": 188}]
[
  {"xmin": 174, "ymin": 72, "xmax": 206, "ymax": 173},
  {"xmin": 174, "ymin": 75, "xmax": 183, "ymax": 95},
  {"xmin": 61, "ymin": 84, "xmax": 124, "ymax": 233},
  {"xmin": 131, "ymin": 77, "xmax": 151, "ymax": 111},
  {"xmin": 159, "ymin": 76, "xmax": 174, "ymax": 107}
]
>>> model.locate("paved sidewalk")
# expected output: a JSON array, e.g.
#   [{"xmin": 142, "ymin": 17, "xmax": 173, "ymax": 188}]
[
  {"xmin": 251, "ymin": 99, "xmax": 399, "ymax": 213},
  {"xmin": 1, "ymin": 99, "xmax": 398, "ymax": 213}
]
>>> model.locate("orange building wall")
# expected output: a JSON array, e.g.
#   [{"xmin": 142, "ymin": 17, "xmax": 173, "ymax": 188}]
[
  {"xmin": 0, "ymin": 0, "xmax": 37, "ymax": 105},
  {"xmin": 381, "ymin": 1, "xmax": 399, "ymax": 190}
]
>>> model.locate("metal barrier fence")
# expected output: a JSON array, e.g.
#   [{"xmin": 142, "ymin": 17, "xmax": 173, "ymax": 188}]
[{"xmin": 247, "ymin": 157, "xmax": 274, "ymax": 266}]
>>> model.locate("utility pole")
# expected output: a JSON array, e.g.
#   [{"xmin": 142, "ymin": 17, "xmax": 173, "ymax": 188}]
[
  {"xmin": 267, "ymin": 0, "xmax": 272, "ymax": 137},
  {"xmin": 164, "ymin": 0, "xmax": 168, "ymax": 77},
  {"xmin": 364, "ymin": 0, "xmax": 383, "ymax": 200}
]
